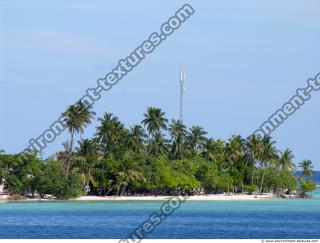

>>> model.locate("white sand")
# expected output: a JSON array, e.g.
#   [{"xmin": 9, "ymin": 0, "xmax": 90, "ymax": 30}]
[
  {"xmin": 0, "ymin": 193, "xmax": 276, "ymax": 202},
  {"xmin": 75, "ymin": 193, "xmax": 275, "ymax": 201}
]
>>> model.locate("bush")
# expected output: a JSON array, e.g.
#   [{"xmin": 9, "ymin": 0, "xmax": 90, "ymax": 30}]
[
  {"xmin": 243, "ymin": 185, "xmax": 258, "ymax": 195},
  {"xmin": 264, "ymin": 168, "xmax": 297, "ymax": 193},
  {"xmin": 38, "ymin": 160, "xmax": 84, "ymax": 199},
  {"xmin": 299, "ymin": 178, "xmax": 316, "ymax": 195}
]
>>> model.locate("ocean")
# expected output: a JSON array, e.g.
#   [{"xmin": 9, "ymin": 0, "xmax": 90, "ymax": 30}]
[
  {"xmin": 296, "ymin": 171, "xmax": 320, "ymax": 185},
  {"xmin": 0, "ymin": 174, "xmax": 319, "ymax": 239}
]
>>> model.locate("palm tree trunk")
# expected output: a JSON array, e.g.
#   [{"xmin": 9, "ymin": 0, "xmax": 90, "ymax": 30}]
[
  {"xmin": 116, "ymin": 186, "xmax": 120, "ymax": 196},
  {"xmin": 241, "ymin": 159, "xmax": 250, "ymax": 192},
  {"xmin": 121, "ymin": 185, "xmax": 127, "ymax": 196},
  {"xmin": 259, "ymin": 171, "xmax": 265, "ymax": 195},
  {"xmin": 70, "ymin": 131, "xmax": 74, "ymax": 152},
  {"xmin": 66, "ymin": 131, "xmax": 74, "ymax": 175},
  {"xmin": 251, "ymin": 166, "xmax": 255, "ymax": 186},
  {"xmin": 250, "ymin": 153, "xmax": 256, "ymax": 188},
  {"xmin": 105, "ymin": 184, "xmax": 116, "ymax": 196},
  {"xmin": 99, "ymin": 181, "xmax": 103, "ymax": 196}
]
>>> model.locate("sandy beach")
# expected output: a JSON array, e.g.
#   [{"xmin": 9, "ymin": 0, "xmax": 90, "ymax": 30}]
[
  {"xmin": 1, "ymin": 193, "xmax": 304, "ymax": 202},
  {"xmin": 74, "ymin": 193, "xmax": 275, "ymax": 201}
]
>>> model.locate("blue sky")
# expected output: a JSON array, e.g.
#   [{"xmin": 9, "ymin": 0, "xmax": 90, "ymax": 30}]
[{"xmin": 1, "ymin": 0, "xmax": 320, "ymax": 169}]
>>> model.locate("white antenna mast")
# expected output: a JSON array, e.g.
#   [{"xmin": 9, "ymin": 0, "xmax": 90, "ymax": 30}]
[{"xmin": 180, "ymin": 67, "xmax": 185, "ymax": 122}]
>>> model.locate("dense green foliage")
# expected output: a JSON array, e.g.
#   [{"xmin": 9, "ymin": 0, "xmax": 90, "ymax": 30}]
[
  {"xmin": 299, "ymin": 178, "xmax": 316, "ymax": 195},
  {"xmin": 0, "ymin": 106, "xmax": 316, "ymax": 198}
]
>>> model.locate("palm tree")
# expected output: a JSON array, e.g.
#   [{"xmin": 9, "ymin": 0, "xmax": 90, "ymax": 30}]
[
  {"xmin": 96, "ymin": 113, "xmax": 120, "ymax": 144},
  {"xmin": 225, "ymin": 135, "xmax": 245, "ymax": 163},
  {"xmin": 74, "ymin": 139, "xmax": 97, "ymax": 193},
  {"xmin": 61, "ymin": 104, "xmax": 80, "ymax": 149},
  {"xmin": 258, "ymin": 136, "xmax": 278, "ymax": 194},
  {"xmin": 116, "ymin": 169, "xmax": 146, "ymax": 196},
  {"xmin": 147, "ymin": 133, "xmax": 169, "ymax": 157},
  {"xmin": 245, "ymin": 134, "xmax": 262, "ymax": 188},
  {"xmin": 201, "ymin": 138, "xmax": 215, "ymax": 160},
  {"xmin": 224, "ymin": 135, "xmax": 245, "ymax": 191},
  {"xmin": 212, "ymin": 139, "xmax": 226, "ymax": 164},
  {"xmin": 299, "ymin": 159, "xmax": 313, "ymax": 177},
  {"xmin": 141, "ymin": 107, "xmax": 168, "ymax": 137},
  {"xmin": 278, "ymin": 149, "xmax": 296, "ymax": 172},
  {"xmin": 61, "ymin": 100, "xmax": 95, "ymax": 174},
  {"xmin": 186, "ymin": 126, "xmax": 207, "ymax": 153},
  {"xmin": 169, "ymin": 119, "xmax": 187, "ymax": 159},
  {"xmin": 77, "ymin": 139, "xmax": 96, "ymax": 157},
  {"xmin": 56, "ymin": 140, "xmax": 73, "ymax": 173},
  {"xmin": 76, "ymin": 101, "xmax": 96, "ymax": 140},
  {"xmin": 95, "ymin": 112, "xmax": 127, "ymax": 156},
  {"xmin": 116, "ymin": 158, "xmax": 146, "ymax": 196},
  {"xmin": 62, "ymin": 100, "xmax": 96, "ymax": 147},
  {"xmin": 128, "ymin": 125, "xmax": 147, "ymax": 153}
]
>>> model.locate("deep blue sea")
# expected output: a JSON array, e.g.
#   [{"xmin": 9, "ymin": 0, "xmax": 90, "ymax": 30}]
[
  {"xmin": 296, "ymin": 171, "xmax": 320, "ymax": 185},
  {"xmin": 0, "ymin": 173, "xmax": 319, "ymax": 239}
]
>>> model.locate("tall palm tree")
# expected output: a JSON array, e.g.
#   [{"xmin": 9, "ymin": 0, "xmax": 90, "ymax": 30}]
[
  {"xmin": 96, "ymin": 112, "xmax": 127, "ymax": 156},
  {"xmin": 169, "ymin": 119, "xmax": 187, "ymax": 159},
  {"xmin": 299, "ymin": 159, "xmax": 313, "ymax": 177},
  {"xmin": 201, "ymin": 138, "xmax": 215, "ymax": 161},
  {"xmin": 245, "ymin": 134, "xmax": 262, "ymax": 187},
  {"xmin": 74, "ymin": 139, "xmax": 98, "ymax": 193},
  {"xmin": 212, "ymin": 139, "xmax": 226, "ymax": 164},
  {"xmin": 147, "ymin": 133, "xmax": 169, "ymax": 157},
  {"xmin": 115, "ymin": 157, "xmax": 146, "ymax": 196},
  {"xmin": 96, "ymin": 113, "xmax": 120, "ymax": 144},
  {"xmin": 77, "ymin": 139, "xmax": 96, "ymax": 157},
  {"xmin": 62, "ymin": 100, "xmax": 96, "ymax": 147},
  {"xmin": 141, "ymin": 107, "xmax": 168, "ymax": 137},
  {"xmin": 278, "ymin": 149, "xmax": 296, "ymax": 172},
  {"xmin": 116, "ymin": 169, "xmax": 146, "ymax": 196},
  {"xmin": 186, "ymin": 126, "xmax": 207, "ymax": 153},
  {"xmin": 61, "ymin": 104, "xmax": 80, "ymax": 150},
  {"xmin": 76, "ymin": 101, "xmax": 96, "ymax": 140},
  {"xmin": 128, "ymin": 125, "xmax": 147, "ymax": 154},
  {"xmin": 258, "ymin": 136, "xmax": 278, "ymax": 194},
  {"xmin": 56, "ymin": 140, "xmax": 73, "ymax": 174},
  {"xmin": 61, "ymin": 100, "xmax": 95, "ymax": 174},
  {"xmin": 225, "ymin": 135, "xmax": 245, "ymax": 163},
  {"xmin": 224, "ymin": 135, "xmax": 245, "ymax": 190}
]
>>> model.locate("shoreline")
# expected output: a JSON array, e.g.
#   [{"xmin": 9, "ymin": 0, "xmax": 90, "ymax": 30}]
[
  {"xmin": 0, "ymin": 193, "xmax": 281, "ymax": 202},
  {"xmin": 74, "ymin": 193, "xmax": 276, "ymax": 201},
  {"xmin": 0, "ymin": 192, "xmax": 311, "ymax": 202}
]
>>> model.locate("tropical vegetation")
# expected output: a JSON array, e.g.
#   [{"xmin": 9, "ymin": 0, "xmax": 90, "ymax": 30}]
[{"xmin": 0, "ymin": 106, "xmax": 317, "ymax": 199}]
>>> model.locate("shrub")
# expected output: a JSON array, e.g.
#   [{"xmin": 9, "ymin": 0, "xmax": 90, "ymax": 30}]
[
  {"xmin": 37, "ymin": 160, "xmax": 83, "ymax": 199},
  {"xmin": 299, "ymin": 178, "xmax": 316, "ymax": 195},
  {"xmin": 243, "ymin": 185, "xmax": 258, "ymax": 195}
]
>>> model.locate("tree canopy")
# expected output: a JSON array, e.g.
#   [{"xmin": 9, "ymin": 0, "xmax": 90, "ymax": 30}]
[{"xmin": 0, "ymin": 106, "xmax": 316, "ymax": 199}]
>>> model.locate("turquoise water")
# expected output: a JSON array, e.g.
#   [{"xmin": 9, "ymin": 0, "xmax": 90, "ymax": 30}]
[{"xmin": 0, "ymin": 189, "xmax": 319, "ymax": 239}]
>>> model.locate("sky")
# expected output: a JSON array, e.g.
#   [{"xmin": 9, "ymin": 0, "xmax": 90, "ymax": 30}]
[{"xmin": 0, "ymin": 0, "xmax": 320, "ymax": 169}]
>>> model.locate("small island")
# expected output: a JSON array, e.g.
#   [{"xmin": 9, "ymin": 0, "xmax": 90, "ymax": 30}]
[{"xmin": 0, "ymin": 103, "xmax": 317, "ymax": 201}]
